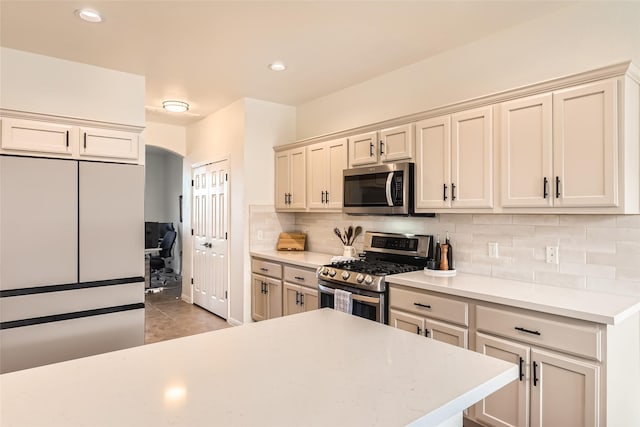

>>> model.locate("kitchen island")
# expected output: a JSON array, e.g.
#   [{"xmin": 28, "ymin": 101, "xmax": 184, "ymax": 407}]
[{"xmin": 0, "ymin": 309, "xmax": 517, "ymax": 427}]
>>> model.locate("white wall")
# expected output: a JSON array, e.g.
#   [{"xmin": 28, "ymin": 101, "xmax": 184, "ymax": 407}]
[
  {"xmin": 296, "ymin": 2, "xmax": 640, "ymax": 139},
  {"xmin": 145, "ymin": 121, "xmax": 187, "ymax": 157},
  {"xmin": 0, "ymin": 47, "xmax": 145, "ymax": 127}
]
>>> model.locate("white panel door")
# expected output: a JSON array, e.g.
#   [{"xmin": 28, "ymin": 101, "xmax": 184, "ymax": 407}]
[
  {"xmin": 79, "ymin": 127, "xmax": 139, "ymax": 162},
  {"xmin": 530, "ymin": 348, "xmax": 599, "ymax": 427},
  {"xmin": 500, "ymin": 94, "xmax": 553, "ymax": 207},
  {"xmin": 380, "ymin": 123, "xmax": 414, "ymax": 163},
  {"xmin": 1, "ymin": 118, "xmax": 74, "ymax": 156},
  {"xmin": 274, "ymin": 151, "xmax": 290, "ymax": 209},
  {"xmin": 192, "ymin": 165, "xmax": 208, "ymax": 309},
  {"xmin": 307, "ymin": 143, "xmax": 327, "ymax": 209},
  {"xmin": 326, "ymin": 138, "xmax": 347, "ymax": 209},
  {"xmin": 192, "ymin": 160, "xmax": 229, "ymax": 319},
  {"xmin": 288, "ymin": 148, "xmax": 306, "ymax": 209},
  {"xmin": 0, "ymin": 156, "xmax": 77, "ymax": 289},
  {"xmin": 415, "ymin": 115, "xmax": 451, "ymax": 209},
  {"xmin": 451, "ymin": 106, "xmax": 493, "ymax": 208},
  {"xmin": 79, "ymin": 162, "xmax": 144, "ymax": 282},
  {"xmin": 553, "ymin": 79, "xmax": 618, "ymax": 207},
  {"xmin": 348, "ymin": 131, "xmax": 378, "ymax": 167}
]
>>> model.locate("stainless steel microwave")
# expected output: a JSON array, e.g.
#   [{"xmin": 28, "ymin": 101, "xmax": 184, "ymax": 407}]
[{"xmin": 343, "ymin": 162, "xmax": 416, "ymax": 215}]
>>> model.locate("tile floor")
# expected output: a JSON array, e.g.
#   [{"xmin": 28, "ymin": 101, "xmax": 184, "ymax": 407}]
[{"xmin": 145, "ymin": 286, "xmax": 231, "ymax": 344}]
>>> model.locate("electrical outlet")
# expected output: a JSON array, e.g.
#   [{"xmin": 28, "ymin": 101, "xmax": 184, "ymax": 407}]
[
  {"xmin": 546, "ymin": 246, "xmax": 559, "ymax": 264},
  {"xmin": 257, "ymin": 230, "xmax": 264, "ymax": 240},
  {"xmin": 488, "ymin": 242, "xmax": 499, "ymax": 258}
]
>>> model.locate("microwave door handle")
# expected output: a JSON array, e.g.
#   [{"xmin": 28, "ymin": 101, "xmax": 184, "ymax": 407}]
[{"xmin": 385, "ymin": 172, "xmax": 394, "ymax": 206}]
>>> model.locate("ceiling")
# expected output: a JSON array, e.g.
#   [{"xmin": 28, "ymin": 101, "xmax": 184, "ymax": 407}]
[{"xmin": 0, "ymin": 1, "xmax": 569, "ymax": 126}]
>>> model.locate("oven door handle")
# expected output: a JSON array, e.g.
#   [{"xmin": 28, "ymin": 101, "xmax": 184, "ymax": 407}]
[
  {"xmin": 318, "ymin": 284, "xmax": 381, "ymax": 304},
  {"xmin": 385, "ymin": 172, "xmax": 394, "ymax": 207}
]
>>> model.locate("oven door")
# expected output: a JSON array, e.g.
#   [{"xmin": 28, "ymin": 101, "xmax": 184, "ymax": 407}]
[{"xmin": 318, "ymin": 282, "xmax": 386, "ymax": 324}]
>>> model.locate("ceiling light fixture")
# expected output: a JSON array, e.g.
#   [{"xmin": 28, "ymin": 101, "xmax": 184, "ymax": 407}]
[
  {"xmin": 75, "ymin": 8, "xmax": 103, "ymax": 23},
  {"xmin": 269, "ymin": 62, "xmax": 287, "ymax": 72},
  {"xmin": 162, "ymin": 100, "xmax": 190, "ymax": 113}
]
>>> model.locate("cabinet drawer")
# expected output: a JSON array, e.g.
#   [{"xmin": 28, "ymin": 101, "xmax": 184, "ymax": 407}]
[
  {"xmin": 389, "ymin": 286, "xmax": 468, "ymax": 327},
  {"xmin": 283, "ymin": 265, "xmax": 316, "ymax": 289},
  {"xmin": 251, "ymin": 258, "xmax": 282, "ymax": 279},
  {"xmin": 476, "ymin": 305, "xmax": 601, "ymax": 361}
]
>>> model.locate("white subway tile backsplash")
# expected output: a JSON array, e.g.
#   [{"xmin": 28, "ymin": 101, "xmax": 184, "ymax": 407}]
[{"xmin": 249, "ymin": 207, "xmax": 640, "ymax": 297}]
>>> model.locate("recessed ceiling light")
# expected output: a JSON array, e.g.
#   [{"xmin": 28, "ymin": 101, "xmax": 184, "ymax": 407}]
[
  {"xmin": 269, "ymin": 62, "xmax": 287, "ymax": 72},
  {"xmin": 75, "ymin": 8, "xmax": 103, "ymax": 23},
  {"xmin": 162, "ymin": 100, "xmax": 190, "ymax": 113}
]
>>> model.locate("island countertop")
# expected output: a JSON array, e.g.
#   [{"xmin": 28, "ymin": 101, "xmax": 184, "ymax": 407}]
[{"xmin": 0, "ymin": 309, "xmax": 517, "ymax": 427}]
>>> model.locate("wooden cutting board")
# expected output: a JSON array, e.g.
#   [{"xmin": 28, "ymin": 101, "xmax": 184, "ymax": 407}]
[{"xmin": 277, "ymin": 232, "xmax": 306, "ymax": 251}]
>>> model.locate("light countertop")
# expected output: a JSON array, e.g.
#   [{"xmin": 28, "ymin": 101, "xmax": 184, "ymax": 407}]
[
  {"xmin": 0, "ymin": 309, "xmax": 517, "ymax": 427},
  {"xmin": 387, "ymin": 271, "xmax": 640, "ymax": 325},
  {"xmin": 250, "ymin": 249, "xmax": 334, "ymax": 269}
]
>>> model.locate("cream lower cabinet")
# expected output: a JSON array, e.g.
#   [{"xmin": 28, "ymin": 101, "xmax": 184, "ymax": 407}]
[
  {"xmin": 283, "ymin": 264, "xmax": 318, "ymax": 316},
  {"xmin": 251, "ymin": 258, "xmax": 283, "ymax": 321},
  {"xmin": 474, "ymin": 305, "xmax": 601, "ymax": 427},
  {"xmin": 389, "ymin": 285, "xmax": 469, "ymax": 348}
]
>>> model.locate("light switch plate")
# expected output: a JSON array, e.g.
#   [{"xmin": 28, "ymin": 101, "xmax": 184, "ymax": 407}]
[
  {"xmin": 488, "ymin": 242, "xmax": 499, "ymax": 258},
  {"xmin": 546, "ymin": 246, "xmax": 559, "ymax": 264}
]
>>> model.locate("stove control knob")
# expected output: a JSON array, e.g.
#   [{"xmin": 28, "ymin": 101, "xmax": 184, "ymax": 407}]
[
  {"xmin": 328, "ymin": 269, "xmax": 337, "ymax": 277},
  {"xmin": 356, "ymin": 273, "xmax": 364, "ymax": 283},
  {"xmin": 317, "ymin": 266, "xmax": 326, "ymax": 276},
  {"xmin": 364, "ymin": 275, "xmax": 374, "ymax": 285},
  {"xmin": 341, "ymin": 271, "xmax": 350, "ymax": 280}
]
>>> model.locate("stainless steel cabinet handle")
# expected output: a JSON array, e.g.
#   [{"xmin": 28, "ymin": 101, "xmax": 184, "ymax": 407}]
[
  {"xmin": 325, "ymin": 191, "xmax": 329, "ymax": 203},
  {"xmin": 543, "ymin": 177, "xmax": 549, "ymax": 199},
  {"xmin": 519, "ymin": 357, "xmax": 524, "ymax": 381},
  {"xmin": 295, "ymin": 292, "xmax": 300, "ymax": 305},
  {"xmin": 369, "ymin": 142, "xmax": 374, "ymax": 157},
  {"xmin": 451, "ymin": 183, "xmax": 457, "ymax": 201},
  {"xmin": 533, "ymin": 361, "xmax": 539, "ymax": 386},
  {"xmin": 443, "ymin": 183, "xmax": 448, "ymax": 201},
  {"xmin": 300, "ymin": 293, "xmax": 305, "ymax": 306},
  {"xmin": 555, "ymin": 176, "xmax": 561, "ymax": 198},
  {"xmin": 380, "ymin": 140, "xmax": 384, "ymax": 155}
]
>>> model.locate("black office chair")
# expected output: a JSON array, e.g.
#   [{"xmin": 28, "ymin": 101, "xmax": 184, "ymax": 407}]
[{"xmin": 150, "ymin": 230, "xmax": 177, "ymax": 285}]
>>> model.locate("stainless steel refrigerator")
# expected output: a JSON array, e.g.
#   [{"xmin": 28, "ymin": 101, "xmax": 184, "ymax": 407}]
[{"xmin": 0, "ymin": 156, "xmax": 145, "ymax": 373}]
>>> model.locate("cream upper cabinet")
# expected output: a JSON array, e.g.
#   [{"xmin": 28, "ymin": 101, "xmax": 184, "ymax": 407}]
[
  {"xmin": 1, "ymin": 118, "xmax": 74, "ymax": 157},
  {"xmin": 415, "ymin": 115, "xmax": 451, "ymax": 209},
  {"xmin": 79, "ymin": 127, "xmax": 139, "ymax": 161},
  {"xmin": 500, "ymin": 93, "xmax": 554, "ymax": 208},
  {"xmin": 501, "ymin": 80, "xmax": 619, "ymax": 209},
  {"xmin": 451, "ymin": 106, "xmax": 493, "ymax": 208},
  {"xmin": 275, "ymin": 147, "xmax": 306, "ymax": 211},
  {"xmin": 0, "ymin": 116, "xmax": 141, "ymax": 164},
  {"xmin": 348, "ymin": 124, "xmax": 414, "ymax": 168},
  {"xmin": 415, "ymin": 106, "xmax": 493, "ymax": 211},
  {"xmin": 552, "ymin": 79, "xmax": 618, "ymax": 208},
  {"xmin": 307, "ymin": 138, "xmax": 347, "ymax": 210}
]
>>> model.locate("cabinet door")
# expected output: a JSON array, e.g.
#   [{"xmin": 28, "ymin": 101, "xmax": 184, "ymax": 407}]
[
  {"xmin": 530, "ymin": 348, "xmax": 599, "ymax": 427},
  {"xmin": 348, "ymin": 131, "xmax": 378, "ymax": 167},
  {"xmin": 415, "ymin": 116, "xmax": 451, "ymax": 209},
  {"xmin": 451, "ymin": 106, "xmax": 493, "ymax": 208},
  {"xmin": 553, "ymin": 79, "xmax": 618, "ymax": 207},
  {"xmin": 275, "ymin": 151, "xmax": 291, "ymax": 209},
  {"xmin": 380, "ymin": 124, "xmax": 414, "ymax": 162},
  {"xmin": 288, "ymin": 148, "xmax": 306, "ymax": 209},
  {"xmin": 251, "ymin": 274, "xmax": 267, "ymax": 321},
  {"xmin": 500, "ymin": 94, "xmax": 553, "ymax": 208},
  {"xmin": 1, "ymin": 118, "xmax": 74, "ymax": 157},
  {"xmin": 425, "ymin": 318, "xmax": 468, "ymax": 348},
  {"xmin": 325, "ymin": 138, "xmax": 347, "ymax": 209},
  {"xmin": 301, "ymin": 287, "xmax": 319, "ymax": 313},
  {"xmin": 0, "ymin": 157, "xmax": 78, "ymax": 290},
  {"xmin": 475, "ymin": 333, "xmax": 530, "ymax": 427},
  {"xmin": 389, "ymin": 308, "xmax": 425, "ymax": 336},
  {"xmin": 283, "ymin": 283, "xmax": 304, "ymax": 316},
  {"xmin": 79, "ymin": 127, "xmax": 139, "ymax": 161},
  {"xmin": 266, "ymin": 278, "xmax": 283, "ymax": 319},
  {"xmin": 307, "ymin": 143, "xmax": 327, "ymax": 209},
  {"xmin": 79, "ymin": 162, "xmax": 144, "ymax": 282}
]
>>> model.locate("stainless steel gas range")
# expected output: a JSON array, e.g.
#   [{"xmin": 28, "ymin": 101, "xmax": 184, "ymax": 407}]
[{"xmin": 317, "ymin": 231, "xmax": 432, "ymax": 324}]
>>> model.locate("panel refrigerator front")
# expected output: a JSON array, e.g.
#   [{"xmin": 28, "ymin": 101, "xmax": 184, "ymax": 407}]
[
  {"xmin": 79, "ymin": 162, "xmax": 144, "ymax": 282},
  {"xmin": 0, "ymin": 156, "xmax": 78, "ymax": 290}
]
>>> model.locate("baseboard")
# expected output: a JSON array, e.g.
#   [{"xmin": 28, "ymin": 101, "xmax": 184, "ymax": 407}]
[
  {"xmin": 181, "ymin": 293, "xmax": 192, "ymax": 304},
  {"xmin": 227, "ymin": 317, "xmax": 243, "ymax": 327}
]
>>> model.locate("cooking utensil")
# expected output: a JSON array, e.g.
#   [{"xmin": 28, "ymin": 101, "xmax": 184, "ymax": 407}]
[
  {"xmin": 346, "ymin": 226, "xmax": 353, "ymax": 245},
  {"xmin": 352, "ymin": 226, "xmax": 362, "ymax": 244},
  {"xmin": 334, "ymin": 227, "xmax": 346, "ymax": 245}
]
